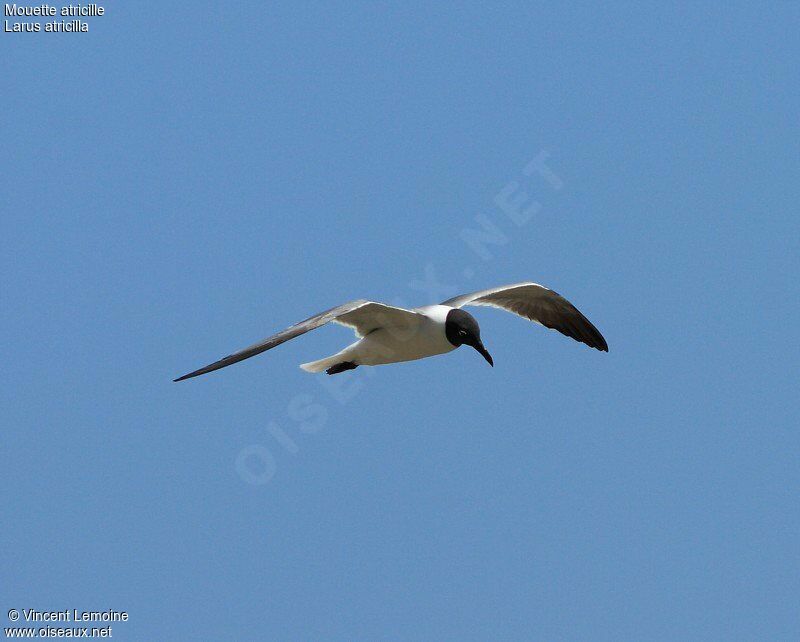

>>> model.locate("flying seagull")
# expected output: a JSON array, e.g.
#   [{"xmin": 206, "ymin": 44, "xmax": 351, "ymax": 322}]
[{"xmin": 174, "ymin": 281, "xmax": 608, "ymax": 381}]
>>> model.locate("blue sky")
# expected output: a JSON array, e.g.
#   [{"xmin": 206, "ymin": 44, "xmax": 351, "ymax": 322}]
[{"xmin": 3, "ymin": 3, "xmax": 798, "ymax": 640}]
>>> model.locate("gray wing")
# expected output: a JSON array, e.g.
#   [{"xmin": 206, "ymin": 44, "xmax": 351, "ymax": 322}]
[
  {"xmin": 174, "ymin": 300, "xmax": 424, "ymax": 381},
  {"xmin": 442, "ymin": 282, "xmax": 608, "ymax": 352}
]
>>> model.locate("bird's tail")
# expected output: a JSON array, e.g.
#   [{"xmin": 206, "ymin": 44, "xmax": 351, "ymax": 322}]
[{"xmin": 300, "ymin": 353, "xmax": 348, "ymax": 373}]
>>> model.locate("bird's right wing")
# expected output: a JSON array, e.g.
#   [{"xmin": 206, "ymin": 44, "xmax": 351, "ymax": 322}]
[
  {"xmin": 442, "ymin": 282, "xmax": 608, "ymax": 352},
  {"xmin": 174, "ymin": 300, "xmax": 424, "ymax": 381}
]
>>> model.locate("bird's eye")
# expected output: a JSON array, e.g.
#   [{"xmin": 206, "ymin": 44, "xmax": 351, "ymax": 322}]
[{"xmin": 459, "ymin": 330, "xmax": 467, "ymax": 336}]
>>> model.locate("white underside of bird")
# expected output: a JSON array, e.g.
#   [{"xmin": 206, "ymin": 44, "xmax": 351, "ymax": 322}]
[
  {"xmin": 299, "ymin": 305, "xmax": 456, "ymax": 372},
  {"xmin": 174, "ymin": 282, "xmax": 608, "ymax": 382}
]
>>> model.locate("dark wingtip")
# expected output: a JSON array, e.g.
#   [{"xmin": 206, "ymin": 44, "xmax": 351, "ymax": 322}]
[
  {"xmin": 173, "ymin": 369, "xmax": 205, "ymax": 382},
  {"xmin": 587, "ymin": 327, "xmax": 608, "ymax": 352}
]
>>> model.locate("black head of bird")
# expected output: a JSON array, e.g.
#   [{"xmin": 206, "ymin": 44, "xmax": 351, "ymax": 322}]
[{"xmin": 445, "ymin": 308, "xmax": 493, "ymax": 366}]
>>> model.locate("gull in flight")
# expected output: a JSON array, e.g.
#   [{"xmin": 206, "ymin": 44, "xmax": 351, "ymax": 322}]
[{"xmin": 174, "ymin": 281, "xmax": 608, "ymax": 381}]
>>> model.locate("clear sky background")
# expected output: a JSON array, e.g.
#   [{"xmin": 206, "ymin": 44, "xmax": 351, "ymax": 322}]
[{"xmin": 3, "ymin": 3, "xmax": 799, "ymax": 640}]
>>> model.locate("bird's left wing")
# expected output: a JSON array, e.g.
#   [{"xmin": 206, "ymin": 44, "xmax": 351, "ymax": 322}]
[
  {"xmin": 442, "ymin": 282, "xmax": 608, "ymax": 352},
  {"xmin": 174, "ymin": 300, "xmax": 424, "ymax": 381},
  {"xmin": 333, "ymin": 301, "xmax": 424, "ymax": 336}
]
